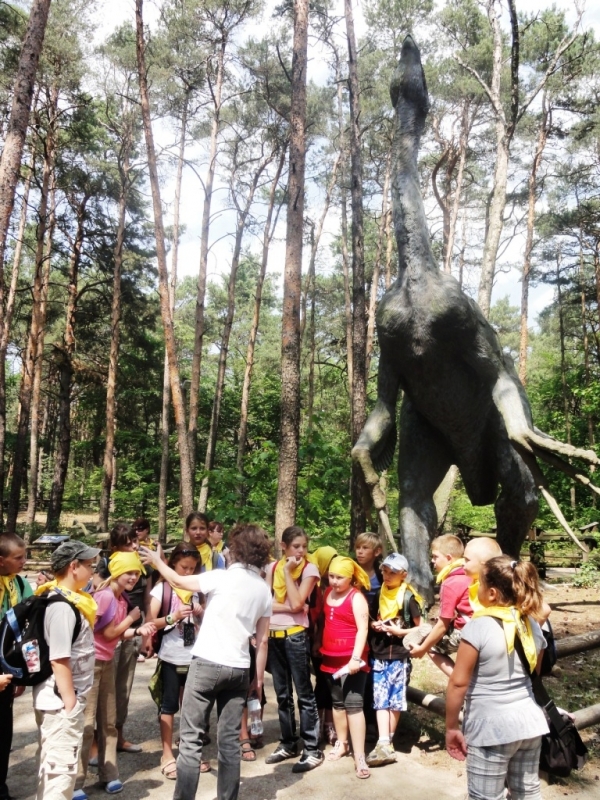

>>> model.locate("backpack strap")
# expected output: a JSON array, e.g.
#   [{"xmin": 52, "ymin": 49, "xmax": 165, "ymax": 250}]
[
  {"xmin": 44, "ymin": 592, "xmax": 83, "ymax": 642},
  {"xmin": 15, "ymin": 575, "xmax": 26, "ymax": 600},
  {"xmin": 160, "ymin": 581, "xmax": 173, "ymax": 619},
  {"xmin": 211, "ymin": 550, "xmax": 220, "ymax": 571}
]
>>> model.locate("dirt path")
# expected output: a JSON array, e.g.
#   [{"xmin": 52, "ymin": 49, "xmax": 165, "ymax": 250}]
[{"xmin": 8, "ymin": 581, "xmax": 600, "ymax": 800}]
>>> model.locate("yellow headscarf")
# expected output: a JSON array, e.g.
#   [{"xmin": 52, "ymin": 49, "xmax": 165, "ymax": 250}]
[
  {"xmin": 379, "ymin": 581, "xmax": 424, "ymax": 622},
  {"xmin": 196, "ymin": 542, "xmax": 214, "ymax": 571},
  {"xmin": 272, "ymin": 556, "xmax": 312, "ymax": 603},
  {"xmin": 436, "ymin": 558, "xmax": 466, "ymax": 584},
  {"xmin": 108, "ymin": 551, "xmax": 145, "ymax": 579},
  {"xmin": 310, "ymin": 546, "xmax": 338, "ymax": 578},
  {"xmin": 328, "ymin": 556, "xmax": 370, "ymax": 592},
  {"xmin": 35, "ymin": 580, "xmax": 97, "ymax": 629},
  {"xmin": 0, "ymin": 576, "xmax": 20, "ymax": 610},
  {"xmin": 469, "ymin": 580, "xmax": 483, "ymax": 613},
  {"xmin": 473, "ymin": 605, "xmax": 538, "ymax": 672}
]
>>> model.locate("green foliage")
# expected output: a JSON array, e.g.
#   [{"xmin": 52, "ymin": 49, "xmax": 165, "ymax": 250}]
[{"xmin": 572, "ymin": 561, "xmax": 600, "ymax": 589}]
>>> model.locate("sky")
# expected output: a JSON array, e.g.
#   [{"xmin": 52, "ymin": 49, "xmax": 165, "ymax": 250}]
[{"xmin": 88, "ymin": 0, "xmax": 600, "ymax": 326}]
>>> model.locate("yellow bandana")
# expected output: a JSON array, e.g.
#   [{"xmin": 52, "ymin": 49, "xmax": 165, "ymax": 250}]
[
  {"xmin": 212, "ymin": 541, "xmax": 224, "ymax": 554},
  {"xmin": 196, "ymin": 542, "xmax": 214, "ymax": 570},
  {"xmin": 0, "ymin": 575, "xmax": 20, "ymax": 610},
  {"xmin": 173, "ymin": 586, "xmax": 194, "ymax": 605},
  {"xmin": 436, "ymin": 558, "xmax": 466, "ymax": 584},
  {"xmin": 379, "ymin": 581, "xmax": 424, "ymax": 621},
  {"xmin": 469, "ymin": 580, "xmax": 483, "ymax": 612},
  {"xmin": 108, "ymin": 551, "xmax": 145, "ymax": 579},
  {"xmin": 328, "ymin": 556, "xmax": 371, "ymax": 592},
  {"xmin": 473, "ymin": 605, "xmax": 538, "ymax": 672},
  {"xmin": 310, "ymin": 546, "xmax": 338, "ymax": 577},
  {"xmin": 35, "ymin": 580, "xmax": 98, "ymax": 628},
  {"xmin": 139, "ymin": 538, "xmax": 156, "ymax": 551}
]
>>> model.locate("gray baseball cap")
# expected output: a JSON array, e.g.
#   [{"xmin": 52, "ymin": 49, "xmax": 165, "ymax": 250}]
[
  {"xmin": 51, "ymin": 540, "xmax": 101, "ymax": 572},
  {"xmin": 382, "ymin": 553, "xmax": 409, "ymax": 573}
]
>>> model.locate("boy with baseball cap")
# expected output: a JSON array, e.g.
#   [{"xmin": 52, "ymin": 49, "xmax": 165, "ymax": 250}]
[{"xmin": 34, "ymin": 540, "xmax": 100, "ymax": 800}]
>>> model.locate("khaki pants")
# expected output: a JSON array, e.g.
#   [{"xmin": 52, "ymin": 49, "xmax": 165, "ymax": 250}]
[
  {"xmin": 114, "ymin": 637, "xmax": 140, "ymax": 731},
  {"xmin": 75, "ymin": 659, "xmax": 119, "ymax": 789},
  {"xmin": 35, "ymin": 700, "xmax": 85, "ymax": 800}
]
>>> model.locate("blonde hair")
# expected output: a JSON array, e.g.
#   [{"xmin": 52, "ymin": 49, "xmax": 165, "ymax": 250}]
[
  {"xmin": 354, "ymin": 532, "xmax": 384, "ymax": 552},
  {"xmin": 431, "ymin": 534, "xmax": 464, "ymax": 559}
]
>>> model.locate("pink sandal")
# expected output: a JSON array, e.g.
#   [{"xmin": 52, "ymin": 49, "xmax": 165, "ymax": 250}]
[{"xmin": 327, "ymin": 740, "xmax": 349, "ymax": 761}]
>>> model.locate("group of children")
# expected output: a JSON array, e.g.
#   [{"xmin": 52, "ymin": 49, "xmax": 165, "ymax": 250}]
[{"xmin": 0, "ymin": 517, "xmax": 554, "ymax": 798}]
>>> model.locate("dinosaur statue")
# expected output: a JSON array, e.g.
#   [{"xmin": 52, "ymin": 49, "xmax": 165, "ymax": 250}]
[{"xmin": 352, "ymin": 36, "xmax": 600, "ymax": 597}]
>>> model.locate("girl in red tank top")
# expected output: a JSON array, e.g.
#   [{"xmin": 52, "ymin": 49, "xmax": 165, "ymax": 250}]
[{"xmin": 319, "ymin": 556, "xmax": 370, "ymax": 779}]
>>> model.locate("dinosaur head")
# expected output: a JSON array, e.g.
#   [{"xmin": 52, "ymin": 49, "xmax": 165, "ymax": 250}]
[{"xmin": 390, "ymin": 35, "xmax": 430, "ymax": 122}]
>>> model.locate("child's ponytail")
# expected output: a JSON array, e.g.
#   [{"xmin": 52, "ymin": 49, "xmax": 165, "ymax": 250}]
[{"xmin": 481, "ymin": 556, "xmax": 543, "ymax": 618}]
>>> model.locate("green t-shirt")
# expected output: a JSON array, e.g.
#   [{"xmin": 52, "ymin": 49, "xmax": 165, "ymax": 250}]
[{"xmin": 0, "ymin": 575, "xmax": 33, "ymax": 620}]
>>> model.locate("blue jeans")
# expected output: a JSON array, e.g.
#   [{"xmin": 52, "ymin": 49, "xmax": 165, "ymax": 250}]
[
  {"xmin": 267, "ymin": 631, "xmax": 319, "ymax": 753},
  {"xmin": 174, "ymin": 657, "xmax": 248, "ymax": 800}
]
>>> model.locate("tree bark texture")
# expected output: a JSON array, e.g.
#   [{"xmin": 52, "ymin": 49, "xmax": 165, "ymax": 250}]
[
  {"xmin": 336, "ymin": 73, "xmax": 353, "ymax": 407},
  {"xmin": 45, "ymin": 192, "xmax": 88, "ymax": 532},
  {"xmin": 345, "ymin": 0, "xmax": 368, "ymax": 540},
  {"xmin": 188, "ymin": 40, "xmax": 226, "ymax": 488},
  {"xmin": 159, "ymin": 102, "xmax": 187, "ymax": 542},
  {"xmin": 274, "ymin": 0, "xmax": 308, "ymax": 546},
  {"xmin": 136, "ymin": 0, "xmax": 194, "ymax": 518},
  {"xmin": 198, "ymin": 156, "xmax": 270, "ymax": 512},
  {"xmin": 366, "ymin": 156, "xmax": 390, "ymax": 375},
  {"xmin": 236, "ymin": 147, "xmax": 286, "ymax": 484}
]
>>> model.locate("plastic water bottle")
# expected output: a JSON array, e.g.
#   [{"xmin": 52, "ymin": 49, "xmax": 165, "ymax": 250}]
[{"xmin": 248, "ymin": 697, "xmax": 263, "ymax": 736}]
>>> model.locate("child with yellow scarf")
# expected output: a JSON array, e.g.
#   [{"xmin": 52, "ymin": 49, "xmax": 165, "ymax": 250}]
[
  {"xmin": 407, "ymin": 534, "xmax": 472, "ymax": 677},
  {"xmin": 446, "ymin": 555, "xmax": 549, "ymax": 800},
  {"xmin": 366, "ymin": 553, "xmax": 423, "ymax": 768}
]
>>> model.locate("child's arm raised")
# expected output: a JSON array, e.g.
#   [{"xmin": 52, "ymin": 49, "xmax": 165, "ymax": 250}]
[
  {"xmin": 276, "ymin": 558, "xmax": 318, "ymax": 614},
  {"xmin": 407, "ymin": 616, "xmax": 451, "ymax": 657}
]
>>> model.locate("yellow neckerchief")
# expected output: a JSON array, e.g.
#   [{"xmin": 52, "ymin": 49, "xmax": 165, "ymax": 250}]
[
  {"xmin": 173, "ymin": 585, "xmax": 193, "ymax": 605},
  {"xmin": 212, "ymin": 541, "xmax": 224, "ymax": 554},
  {"xmin": 272, "ymin": 556, "xmax": 313, "ymax": 603},
  {"xmin": 469, "ymin": 580, "xmax": 483, "ymax": 612},
  {"xmin": 196, "ymin": 542, "xmax": 213, "ymax": 571},
  {"xmin": 379, "ymin": 581, "xmax": 424, "ymax": 621},
  {"xmin": 473, "ymin": 605, "xmax": 537, "ymax": 672},
  {"xmin": 436, "ymin": 558, "xmax": 466, "ymax": 584},
  {"xmin": 108, "ymin": 550, "xmax": 145, "ymax": 578},
  {"xmin": 139, "ymin": 538, "xmax": 156, "ymax": 551},
  {"xmin": 35, "ymin": 580, "xmax": 98, "ymax": 628},
  {"xmin": 0, "ymin": 575, "xmax": 20, "ymax": 610}
]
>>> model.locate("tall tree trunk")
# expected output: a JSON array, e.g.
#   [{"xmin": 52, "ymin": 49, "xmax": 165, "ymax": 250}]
[
  {"xmin": 366, "ymin": 156, "xmax": 390, "ymax": 374},
  {"xmin": 578, "ymin": 238, "xmax": 595, "ymax": 453},
  {"xmin": 6, "ymin": 111, "xmax": 57, "ymax": 534},
  {"xmin": 0, "ymin": 0, "xmax": 52, "ymax": 281},
  {"xmin": 26, "ymin": 170, "xmax": 55, "ymax": 533},
  {"xmin": 274, "ymin": 0, "xmax": 308, "ymax": 546},
  {"xmin": 45, "ymin": 193, "xmax": 88, "ymax": 532},
  {"xmin": 188, "ymin": 40, "xmax": 226, "ymax": 490},
  {"xmin": 336, "ymin": 73, "xmax": 353, "ymax": 405},
  {"xmin": 0, "ymin": 143, "xmax": 35, "ymax": 530},
  {"xmin": 384, "ymin": 207, "xmax": 393, "ymax": 290},
  {"xmin": 345, "ymin": 0, "xmax": 367, "ymax": 539},
  {"xmin": 198, "ymin": 158, "xmax": 268, "ymax": 512},
  {"xmin": 99, "ymin": 152, "xmax": 131, "ymax": 532},
  {"xmin": 158, "ymin": 102, "xmax": 187, "ymax": 542},
  {"xmin": 236, "ymin": 147, "xmax": 286, "ymax": 485},
  {"xmin": 555, "ymin": 249, "xmax": 575, "ymax": 511},
  {"xmin": 444, "ymin": 99, "xmax": 473, "ymax": 274},
  {"xmin": 518, "ymin": 94, "xmax": 548, "ymax": 385},
  {"xmin": 136, "ymin": 0, "xmax": 194, "ymax": 517}
]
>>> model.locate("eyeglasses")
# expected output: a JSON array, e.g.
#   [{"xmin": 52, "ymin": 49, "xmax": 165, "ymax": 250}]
[{"xmin": 176, "ymin": 549, "xmax": 199, "ymax": 558}]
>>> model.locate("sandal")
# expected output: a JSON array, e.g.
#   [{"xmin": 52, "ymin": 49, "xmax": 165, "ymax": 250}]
[
  {"xmin": 327, "ymin": 740, "xmax": 349, "ymax": 761},
  {"xmin": 200, "ymin": 760, "xmax": 211, "ymax": 773},
  {"xmin": 240, "ymin": 739, "xmax": 257, "ymax": 762},
  {"xmin": 160, "ymin": 758, "xmax": 177, "ymax": 780},
  {"xmin": 355, "ymin": 754, "xmax": 370, "ymax": 779}
]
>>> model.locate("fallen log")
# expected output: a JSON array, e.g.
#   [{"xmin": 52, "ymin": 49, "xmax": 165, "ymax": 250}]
[
  {"xmin": 555, "ymin": 629, "xmax": 600, "ymax": 659},
  {"xmin": 572, "ymin": 702, "xmax": 600, "ymax": 730}
]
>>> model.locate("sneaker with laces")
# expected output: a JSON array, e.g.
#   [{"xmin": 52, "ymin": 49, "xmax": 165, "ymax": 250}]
[
  {"xmin": 366, "ymin": 742, "xmax": 396, "ymax": 767},
  {"xmin": 291, "ymin": 750, "xmax": 324, "ymax": 773},
  {"xmin": 265, "ymin": 744, "xmax": 298, "ymax": 764}
]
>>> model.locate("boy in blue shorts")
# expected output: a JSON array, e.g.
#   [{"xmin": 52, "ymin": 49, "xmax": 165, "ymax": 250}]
[{"xmin": 366, "ymin": 553, "xmax": 423, "ymax": 767}]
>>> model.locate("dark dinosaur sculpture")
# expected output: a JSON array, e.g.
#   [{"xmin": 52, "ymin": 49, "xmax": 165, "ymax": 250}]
[{"xmin": 352, "ymin": 36, "xmax": 600, "ymax": 596}]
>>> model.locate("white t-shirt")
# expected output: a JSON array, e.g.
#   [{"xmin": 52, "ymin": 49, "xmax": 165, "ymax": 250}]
[
  {"xmin": 33, "ymin": 599, "xmax": 95, "ymax": 711},
  {"xmin": 191, "ymin": 563, "xmax": 272, "ymax": 668},
  {"xmin": 149, "ymin": 583, "xmax": 200, "ymax": 666}
]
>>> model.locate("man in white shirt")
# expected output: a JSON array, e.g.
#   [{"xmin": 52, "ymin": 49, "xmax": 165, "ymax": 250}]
[{"xmin": 141, "ymin": 524, "xmax": 272, "ymax": 800}]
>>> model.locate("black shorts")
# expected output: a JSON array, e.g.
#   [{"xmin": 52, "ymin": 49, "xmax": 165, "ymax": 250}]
[
  {"xmin": 325, "ymin": 670, "xmax": 367, "ymax": 711},
  {"xmin": 160, "ymin": 660, "xmax": 189, "ymax": 715}
]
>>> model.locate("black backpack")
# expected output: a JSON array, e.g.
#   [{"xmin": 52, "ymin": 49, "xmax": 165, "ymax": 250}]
[{"xmin": 0, "ymin": 590, "xmax": 82, "ymax": 686}]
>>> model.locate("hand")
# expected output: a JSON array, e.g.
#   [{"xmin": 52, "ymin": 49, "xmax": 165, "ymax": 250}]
[
  {"xmin": 139, "ymin": 545, "xmax": 160, "ymax": 567},
  {"xmin": 129, "ymin": 606, "xmax": 141, "ymax": 622},
  {"xmin": 407, "ymin": 643, "xmax": 426, "ymax": 658},
  {"xmin": 192, "ymin": 602, "xmax": 203, "ymax": 617},
  {"xmin": 347, "ymin": 659, "xmax": 361, "ymax": 675},
  {"xmin": 383, "ymin": 620, "xmax": 404, "ymax": 637},
  {"xmin": 176, "ymin": 606, "xmax": 193, "ymax": 622},
  {"xmin": 0, "ymin": 674, "xmax": 13, "ymax": 692},
  {"xmin": 284, "ymin": 556, "xmax": 302, "ymax": 571},
  {"xmin": 141, "ymin": 636, "xmax": 153, "ymax": 658},
  {"xmin": 63, "ymin": 693, "xmax": 77, "ymax": 714},
  {"xmin": 445, "ymin": 729, "xmax": 467, "ymax": 761},
  {"xmin": 137, "ymin": 622, "xmax": 156, "ymax": 637}
]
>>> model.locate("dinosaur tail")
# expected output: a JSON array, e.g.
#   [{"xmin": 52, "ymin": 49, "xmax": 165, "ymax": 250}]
[{"xmin": 390, "ymin": 36, "xmax": 437, "ymax": 275}]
